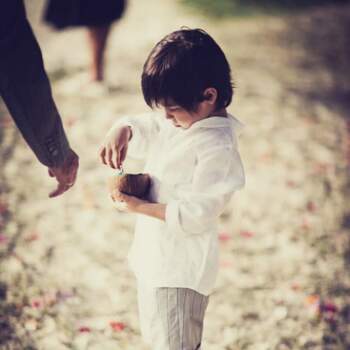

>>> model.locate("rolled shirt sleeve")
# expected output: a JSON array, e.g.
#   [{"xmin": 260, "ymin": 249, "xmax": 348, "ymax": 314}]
[
  {"xmin": 165, "ymin": 143, "xmax": 245, "ymax": 238},
  {"xmin": 110, "ymin": 113, "xmax": 162, "ymax": 159},
  {"xmin": 0, "ymin": 0, "xmax": 70, "ymax": 167}
]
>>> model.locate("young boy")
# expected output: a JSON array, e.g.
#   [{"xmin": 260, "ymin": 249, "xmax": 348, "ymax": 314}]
[{"xmin": 100, "ymin": 28, "xmax": 245, "ymax": 350}]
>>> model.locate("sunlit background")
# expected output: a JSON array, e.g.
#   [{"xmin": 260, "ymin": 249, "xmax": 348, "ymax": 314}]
[{"xmin": 1, "ymin": 0, "xmax": 350, "ymax": 349}]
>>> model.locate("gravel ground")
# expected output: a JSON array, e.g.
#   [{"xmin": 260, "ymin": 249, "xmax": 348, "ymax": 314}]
[{"xmin": 1, "ymin": 1, "xmax": 350, "ymax": 349}]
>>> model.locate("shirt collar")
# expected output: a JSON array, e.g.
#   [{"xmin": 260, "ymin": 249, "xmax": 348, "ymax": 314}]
[{"xmin": 189, "ymin": 113, "xmax": 245, "ymax": 135}]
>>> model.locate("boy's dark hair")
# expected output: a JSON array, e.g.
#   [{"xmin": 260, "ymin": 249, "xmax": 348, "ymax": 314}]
[{"xmin": 141, "ymin": 28, "xmax": 233, "ymax": 111}]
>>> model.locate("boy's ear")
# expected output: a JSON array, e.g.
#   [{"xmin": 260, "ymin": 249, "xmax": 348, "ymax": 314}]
[{"xmin": 203, "ymin": 87, "xmax": 218, "ymax": 105}]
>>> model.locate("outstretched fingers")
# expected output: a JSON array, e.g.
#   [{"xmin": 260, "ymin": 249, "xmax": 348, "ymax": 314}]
[{"xmin": 49, "ymin": 181, "xmax": 67, "ymax": 198}]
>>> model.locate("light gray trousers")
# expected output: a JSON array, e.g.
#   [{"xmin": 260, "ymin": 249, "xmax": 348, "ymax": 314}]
[{"xmin": 137, "ymin": 282, "xmax": 210, "ymax": 350}]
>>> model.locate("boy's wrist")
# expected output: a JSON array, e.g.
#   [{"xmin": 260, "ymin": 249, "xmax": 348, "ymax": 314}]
[
  {"xmin": 134, "ymin": 201, "xmax": 166, "ymax": 221},
  {"xmin": 134, "ymin": 199, "xmax": 149, "ymax": 213}
]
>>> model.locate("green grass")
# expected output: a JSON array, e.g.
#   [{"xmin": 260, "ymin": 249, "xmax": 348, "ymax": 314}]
[{"xmin": 181, "ymin": 0, "xmax": 350, "ymax": 18}]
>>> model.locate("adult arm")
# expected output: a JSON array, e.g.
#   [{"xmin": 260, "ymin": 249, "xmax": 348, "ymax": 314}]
[{"xmin": 0, "ymin": 0, "xmax": 78, "ymax": 196}]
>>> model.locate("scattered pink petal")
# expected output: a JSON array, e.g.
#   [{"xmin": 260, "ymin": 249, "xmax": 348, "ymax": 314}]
[
  {"xmin": 291, "ymin": 282, "xmax": 301, "ymax": 291},
  {"xmin": 219, "ymin": 260, "xmax": 232, "ymax": 268},
  {"xmin": 0, "ymin": 115, "xmax": 13, "ymax": 128},
  {"xmin": 302, "ymin": 117, "xmax": 317, "ymax": 126},
  {"xmin": 24, "ymin": 231, "xmax": 40, "ymax": 243},
  {"xmin": 301, "ymin": 217, "xmax": 311, "ymax": 230},
  {"xmin": 323, "ymin": 312, "xmax": 337, "ymax": 324},
  {"xmin": 56, "ymin": 289, "xmax": 75, "ymax": 301},
  {"xmin": 286, "ymin": 180, "xmax": 297, "ymax": 188},
  {"xmin": 218, "ymin": 232, "xmax": 231, "ymax": 242},
  {"xmin": 306, "ymin": 300, "xmax": 321, "ymax": 317},
  {"xmin": 346, "ymin": 136, "xmax": 350, "ymax": 146},
  {"xmin": 320, "ymin": 301, "xmax": 338, "ymax": 313},
  {"xmin": 31, "ymin": 299, "xmax": 43, "ymax": 309},
  {"xmin": 0, "ymin": 234, "xmax": 8, "ymax": 244},
  {"xmin": 305, "ymin": 295, "xmax": 320, "ymax": 307},
  {"xmin": 43, "ymin": 292, "xmax": 57, "ymax": 306},
  {"xmin": 65, "ymin": 116, "xmax": 77, "ymax": 128},
  {"xmin": 347, "ymin": 152, "xmax": 350, "ymax": 165},
  {"xmin": 30, "ymin": 293, "xmax": 57, "ymax": 309},
  {"xmin": 306, "ymin": 201, "xmax": 317, "ymax": 213},
  {"xmin": 312, "ymin": 162, "xmax": 332, "ymax": 175},
  {"xmin": 318, "ymin": 301, "xmax": 339, "ymax": 324},
  {"xmin": 346, "ymin": 120, "xmax": 350, "ymax": 132},
  {"xmin": 110, "ymin": 321, "xmax": 125, "ymax": 332},
  {"xmin": 0, "ymin": 201, "xmax": 8, "ymax": 215},
  {"xmin": 78, "ymin": 326, "xmax": 91, "ymax": 333},
  {"xmin": 240, "ymin": 230, "xmax": 254, "ymax": 238},
  {"xmin": 259, "ymin": 152, "xmax": 273, "ymax": 162}
]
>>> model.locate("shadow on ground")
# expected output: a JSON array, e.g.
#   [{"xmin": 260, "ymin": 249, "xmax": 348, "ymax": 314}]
[
  {"xmin": 282, "ymin": 4, "xmax": 350, "ymax": 119},
  {"xmin": 181, "ymin": 0, "xmax": 350, "ymax": 17},
  {"xmin": 280, "ymin": 6, "xmax": 350, "ymax": 348},
  {"xmin": 0, "ymin": 102, "xmax": 36, "ymax": 350}
]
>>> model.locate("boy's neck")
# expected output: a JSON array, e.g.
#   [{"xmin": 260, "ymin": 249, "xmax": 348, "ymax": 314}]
[
  {"xmin": 202, "ymin": 108, "xmax": 227, "ymax": 120},
  {"xmin": 191, "ymin": 107, "xmax": 228, "ymax": 127},
  {"xmin": 211, "ymin": 108, "xmax": 227, "ymax": 118}
]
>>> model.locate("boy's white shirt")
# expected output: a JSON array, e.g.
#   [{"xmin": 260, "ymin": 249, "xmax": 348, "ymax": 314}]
[{"xmin": 113, "ymin": 112, "xmax": 245, "ymax": 296}]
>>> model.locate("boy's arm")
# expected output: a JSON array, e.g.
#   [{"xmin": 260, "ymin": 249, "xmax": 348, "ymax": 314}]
[
  {"xmin": 135, "ymin": 202, "xmax": 166, "ymax": 221},
  {"xmin": 111, "ymin": 191, "xmax": 166, "ymax": 221},
  {"xmin": 109, "ymin": 112, "xmax": 163, "ymax": 160},
  {"xmin": 113, "ymin": 144, "xmax": 245, "ymax": 234},
  {"xmin": 164, "ymin": 144, "xmax": 245, "ymax": 237}
]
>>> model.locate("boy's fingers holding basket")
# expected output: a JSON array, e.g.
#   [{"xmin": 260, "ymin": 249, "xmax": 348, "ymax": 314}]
[
  {"xmin": 105, "ymin": 147, "xmax": 111, "ymax": 167},
  {"xmin": 116, "ymin": 147, "xmax": 122, "ymax": 169},
  {"xmin": 107, "ymin": 147, "xmax": 115, "ymax": 169},
  {"xmin": 117, "ymin": 144, "xmax": 127, "ymax": 169},
  {"xmin": 111, "ymin": 189, "xmax": 124, "ymax": 202},
  {"xmin": 99, "ymin": 146, "xmax": 107, "ymax": 165},
  {"xmin": 111, "ymin": 146, "xmax": 119, "ymax": 169}
]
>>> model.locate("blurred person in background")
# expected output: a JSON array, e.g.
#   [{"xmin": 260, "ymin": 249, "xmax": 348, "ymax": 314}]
[
  {"xmin": 44, "ymin": 0, "xmax": 127, "ymax": 83},
  {"xmin": 0, "ymin": 0, "xmax": 79, "ymax": 198}
]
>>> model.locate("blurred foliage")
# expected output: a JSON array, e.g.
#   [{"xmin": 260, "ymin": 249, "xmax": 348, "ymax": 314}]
[
  {"xmin": 181, "ymin": 0, "xmax": 350, "ymax": 17},
  {"xmin": 283, "ymin": 5, "xmax": 350, "ymax": 116}
]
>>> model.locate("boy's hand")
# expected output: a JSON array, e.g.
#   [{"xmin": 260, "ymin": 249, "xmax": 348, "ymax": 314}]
[
  {"xmin": 111, "ymin": 190, "xmax": 147, "ymax": 213},
  {"xmin": 111, "ymin": 190, "xmax": 166, "ymax": 221},
  {"xmin": 99, "ymin": 125, "xmax": 132, "ymax": 169}
]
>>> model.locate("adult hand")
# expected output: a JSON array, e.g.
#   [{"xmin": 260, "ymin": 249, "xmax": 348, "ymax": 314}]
[
  {"xmin": 48, "ymin": 148, "xmax": 79, "ymax": 198},
  {"xmin": 99, "ymin": 125, "xmax": 132, "ymax": 169}
]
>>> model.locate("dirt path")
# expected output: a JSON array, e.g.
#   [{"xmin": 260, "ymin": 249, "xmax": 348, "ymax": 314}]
[{"xmin": 1, "ymin": 1, "xmax": 349, "ymax": 349}]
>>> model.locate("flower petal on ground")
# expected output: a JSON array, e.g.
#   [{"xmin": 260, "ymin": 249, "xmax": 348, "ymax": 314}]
[
  {"xmin": 240, "ymin": 230, "xmax": 254, "ymax": 238},
  {"xmin": 0, "ymin": 234, "xmax": 8, "ymax": 244},
  {"xmin": 219, "ymin": 232, "xmax": 231, "ymax": 242},
  {"xmin": 78, "ymin": 326, "xmax": 91, "ymax": 333},
  {"xmin": 110, "ymin": 321, "xmax": 125, "ymax": 332}
]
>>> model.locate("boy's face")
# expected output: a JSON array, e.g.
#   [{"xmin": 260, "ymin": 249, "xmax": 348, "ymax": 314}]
[
  {"xmin": 160, "ymin": 91, "xmax": 220, "ymax": 129},
  {"xmin": 161, "ymin": 102, "xmax": 196, "ymax": 129}
]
